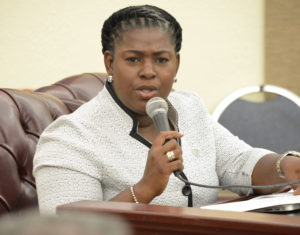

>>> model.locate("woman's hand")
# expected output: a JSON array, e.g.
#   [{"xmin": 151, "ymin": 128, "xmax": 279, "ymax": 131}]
[
  {"xmin": 253, "ymin": 153, "xmax": 300, "ymax": 195},
  {"xmin": 281, "ymin": 155, "xmax": 300, "ymax": 195},
  {"xmin": 134, "ymin": 131, "xmax": 184, "ymax": 202}
]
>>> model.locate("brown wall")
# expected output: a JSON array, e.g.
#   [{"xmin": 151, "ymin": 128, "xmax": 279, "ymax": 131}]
[{"xmin": 265, "ymin": 0, "xmax": 300, "ymax": 95}]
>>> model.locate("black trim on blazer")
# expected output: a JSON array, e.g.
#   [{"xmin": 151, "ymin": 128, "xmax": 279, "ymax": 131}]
[
  {"xmin": 106, "ymin": 82, "xmax": 193, "ymax": 207},
  {"xmin": 106, "ymin": 82, "xmax": 151, "ymax": 148}
]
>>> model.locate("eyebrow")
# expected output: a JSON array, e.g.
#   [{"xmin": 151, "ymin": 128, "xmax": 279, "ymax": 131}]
[{"xmin": 124, "ymin": 50, "xmax": 171, "ymax": 56}]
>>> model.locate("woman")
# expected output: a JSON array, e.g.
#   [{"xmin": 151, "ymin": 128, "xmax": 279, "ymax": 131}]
[{"xmin": 33, "ymin": 5, "xmax": 300, "ymax": 214}]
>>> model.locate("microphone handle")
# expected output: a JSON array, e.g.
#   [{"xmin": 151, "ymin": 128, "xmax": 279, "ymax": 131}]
[
  {"xmin": 152, "ymin": 111, "xmax": 170, "ymax": 132},
  {"xmin": 152, "ymin": 111, "xmax": 179, "ymax": 177},
  {"xmin": 173, "ymin": 170, "xmax": 180, "ymax": 177}
]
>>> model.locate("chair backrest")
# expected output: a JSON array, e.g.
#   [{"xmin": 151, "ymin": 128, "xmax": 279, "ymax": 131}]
[
  {"xmin": 0, "ymin": 73, "xmax": 106, "ymax": 215},
  {"xmin": 212, "ymin": 85, "xmax": 300, "ymax": 153}
]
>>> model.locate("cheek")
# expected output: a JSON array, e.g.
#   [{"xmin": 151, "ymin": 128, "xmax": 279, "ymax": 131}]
[
  {"xmin": 160, "ymin": 78, "xmax": 174, "ymax": 97},
  {"xmin": 159, "ymin": 62, "xmax": 177, "ymax": 77},
  {"xmin": 113, "ymin": 77, "xmax": 134, "ymax": 99},
  {"xmin": 160, "ymin": 68, "xmax": 176, "ymax": 84}
]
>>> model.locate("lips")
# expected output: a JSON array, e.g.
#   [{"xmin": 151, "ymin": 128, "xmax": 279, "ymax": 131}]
[{"xmin": 136, "ymin": 85, "xmax": 158, "ymax": 100}]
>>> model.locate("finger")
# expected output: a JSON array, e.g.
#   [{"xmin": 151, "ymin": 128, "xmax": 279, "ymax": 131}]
[
  {"xmin": 165, "ymin": 150, "xmax": 175, "ymax": 162},
  {"xmin": 164, "ymin": 149, "xmax": 180, "ymax": 162},
  {"xmin": 152, "ymin": 131, "xmax": 184, "ymax": 147},
  {"xmin": 293, "ymin": 185, "xmax": 300, "ymax": 195},
  {"xmin": 168, "ymin": 159, "xmax": 184, "ymax": 173},
  {"xmin": 149, "ymin": 141, "xmax": 177, "ymax": 162},
  {"xmin": 163, "ymin": 139, "xmax": 180, "ymax": 152}
]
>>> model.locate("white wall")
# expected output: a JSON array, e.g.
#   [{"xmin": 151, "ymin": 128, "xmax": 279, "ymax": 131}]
[{"xmin": 0, "ymin": 0, "xmax": 263, "ymax": 112}]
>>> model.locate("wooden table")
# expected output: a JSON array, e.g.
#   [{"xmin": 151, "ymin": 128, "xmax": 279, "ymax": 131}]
[{"xmin": 57, "ymin": 200, "xmax": 300, "ymax": 234}]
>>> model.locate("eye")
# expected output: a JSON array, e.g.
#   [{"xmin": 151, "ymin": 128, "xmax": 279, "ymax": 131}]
[
  {"xmin": 126, "ymin": 57, "xmax": 141, "ymax": 63},
  {"xmin": 156, "ymin": 57, "xmax": 169, "ymax": 64}
]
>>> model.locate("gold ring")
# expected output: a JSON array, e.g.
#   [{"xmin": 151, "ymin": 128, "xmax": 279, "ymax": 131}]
[{"xmin": 166, "ymin": 151, "xmax": 176, "ymax": 162}]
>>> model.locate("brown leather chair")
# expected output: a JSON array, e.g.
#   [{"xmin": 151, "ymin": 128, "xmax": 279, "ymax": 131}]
[{"xmin": 0, "ymin": 72, "xmax": 107, "ymax": 216}]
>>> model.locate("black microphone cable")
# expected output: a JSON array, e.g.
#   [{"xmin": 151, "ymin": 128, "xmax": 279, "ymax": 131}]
[{"xmin": 175, "ymin": 174, "xmax": 300, "ymax": 190}]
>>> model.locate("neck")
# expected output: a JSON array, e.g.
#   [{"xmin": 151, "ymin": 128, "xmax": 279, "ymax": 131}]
[
  {"xmin": 136, "ymin": 113, "xmax": 154, "ymax": 129},
  {"xmin": 105, "ymin": 82, "xmax": 160, "ymax": 136},
  {"xmin": 136, "ymin": 114, "xmax": 159, "ymax": 142}
]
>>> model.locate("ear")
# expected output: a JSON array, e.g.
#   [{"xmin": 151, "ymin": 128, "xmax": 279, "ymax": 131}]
[{"xmin": 104, "ymin": 51, "xmax": 114, "ymax": 75}]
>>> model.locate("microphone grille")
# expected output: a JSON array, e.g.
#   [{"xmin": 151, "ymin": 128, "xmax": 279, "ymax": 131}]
[{"xmin": 146, "ymin": 97, "xmax": 168, "ymax": 118}]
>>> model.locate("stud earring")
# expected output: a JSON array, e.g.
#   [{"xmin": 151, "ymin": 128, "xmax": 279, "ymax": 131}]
[
  {"xmin": 107, "ymin": 75, "xmax": 113, "ymax": 83},
  {"xmin": 174, "ymin": 77, "xmax": 178, "ymax": 83}
]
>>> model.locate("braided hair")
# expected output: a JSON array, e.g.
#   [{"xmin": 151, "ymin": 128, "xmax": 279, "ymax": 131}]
[{"xmin": 101, "ymin": 5, "xmax": 182, "ymax": 55}]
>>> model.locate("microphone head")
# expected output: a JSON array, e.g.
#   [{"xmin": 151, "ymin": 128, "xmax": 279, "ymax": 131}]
[{"xmin": 146, "ymin": 97, "xmax": 168, "ymax": 118}]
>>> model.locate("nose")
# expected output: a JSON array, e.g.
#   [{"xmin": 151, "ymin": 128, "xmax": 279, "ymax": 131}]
[{"xmin": 139, "ymin": 59, "xmax": 156, "ymax": 79}]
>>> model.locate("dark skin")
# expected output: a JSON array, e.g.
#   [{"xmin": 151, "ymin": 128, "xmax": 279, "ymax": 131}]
[
  {"xmin": 253, "ymin": 154, "xmax": 300, "ymax": 195},
  {"xmin": 104, "ymin": 26, "xmax": 300, "ymax": 204}
]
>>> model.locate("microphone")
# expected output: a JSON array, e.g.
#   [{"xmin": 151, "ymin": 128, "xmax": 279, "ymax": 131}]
[
  {"xmin": 146, "ymin": 97, "xmax": 170, "ymax": 132},
  {"xmin": 146, "ymin": 97, "xmax": 180, "ymax": 177},
  {"xmin": 146, "ymin": 97, "xmax": 193, "ymax": 204}
]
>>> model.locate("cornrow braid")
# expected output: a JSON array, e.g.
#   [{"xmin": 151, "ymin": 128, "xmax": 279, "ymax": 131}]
[{"xmin": 101, "ymin": 5, "xmax": 182, "ymax": 55}]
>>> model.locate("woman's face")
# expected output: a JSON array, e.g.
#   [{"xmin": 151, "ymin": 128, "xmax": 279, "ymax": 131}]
[{"xmin": 104, "ymin": 27, "xmax": 180, "ymax": 115}]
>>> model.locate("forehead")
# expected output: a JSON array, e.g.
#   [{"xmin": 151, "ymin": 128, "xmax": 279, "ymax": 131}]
[{"xmin": 114, "ymin": 27, "xmax": 175, "ymax": 52}]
